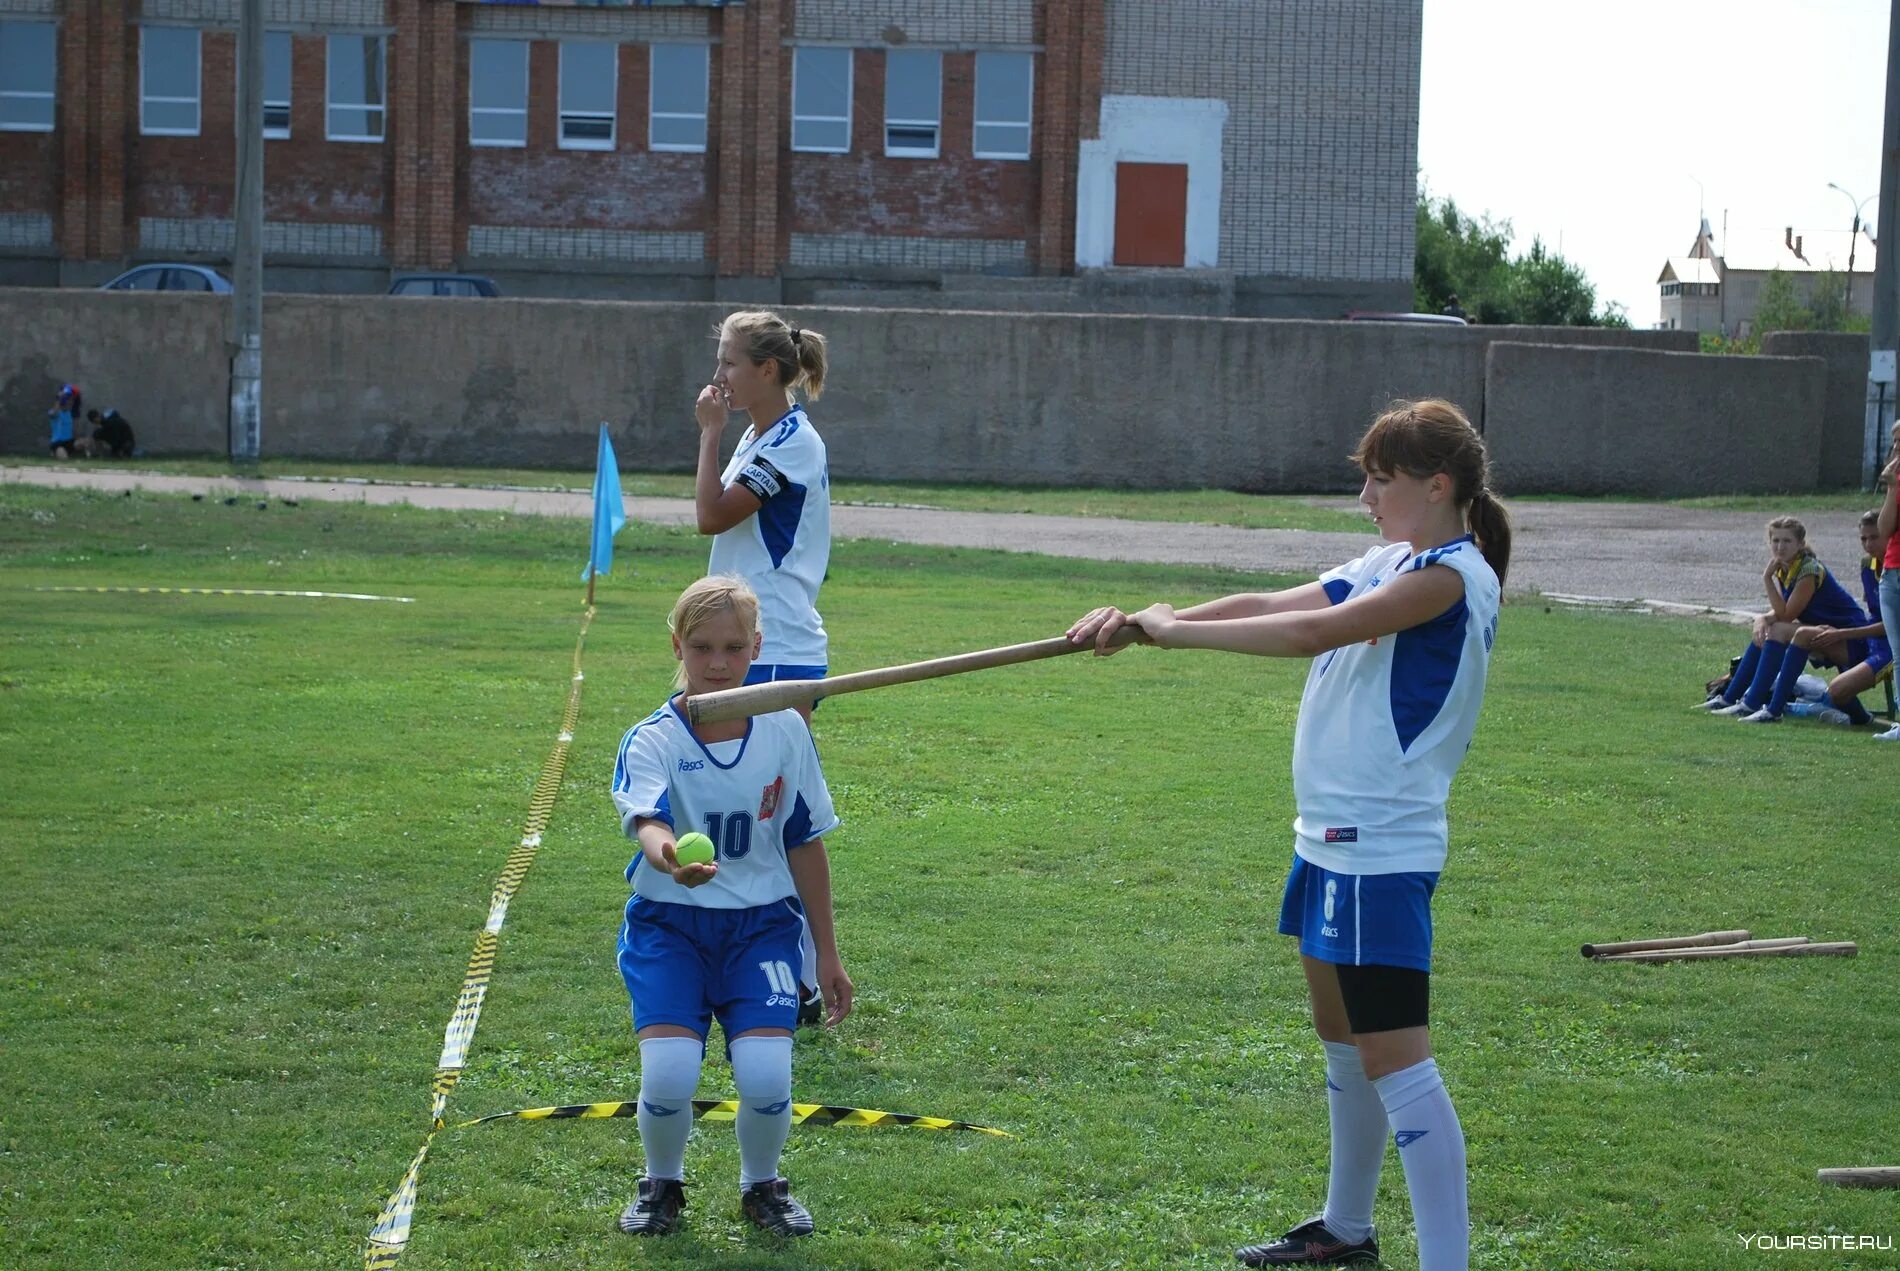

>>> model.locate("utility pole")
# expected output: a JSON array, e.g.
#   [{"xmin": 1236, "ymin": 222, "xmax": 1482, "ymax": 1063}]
[{"xmin": 229, "ymin": 0, "xmax": 264, "ymax": 462}]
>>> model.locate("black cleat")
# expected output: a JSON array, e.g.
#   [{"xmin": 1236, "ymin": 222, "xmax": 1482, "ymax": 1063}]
[
  {"xmin": 741, "ymin": 1177, "xmax": 815, "ymax": 1236},
  {"xmin": 616, "ymin": 1177, "xmax": 686, "ymax": 1236},
  {"xmin": 796, "ymin": 986, "xmax": 824, "ymax": 1028},
  {"xmin": 1237, "ymin": 1217, "xmax": 1380, "ymax": 1266}
]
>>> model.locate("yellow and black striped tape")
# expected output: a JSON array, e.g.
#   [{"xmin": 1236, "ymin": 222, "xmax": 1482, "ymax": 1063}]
[
  {"xmin": 365, "ymin": 606, "xmax": 593, "ymax": 1269},
  {"xmin": 33, "ymin": 584, "xmax": 414, "ymax": 602},
  {"xmin": 462, "ymin": 1097, "xmax": 1011, "ymax": 1138}
]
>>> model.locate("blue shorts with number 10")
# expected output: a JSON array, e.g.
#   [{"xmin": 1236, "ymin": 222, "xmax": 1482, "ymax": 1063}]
[{"xmin": 618, "ymin": 894, "xmax": 808, "ymax": 1040}]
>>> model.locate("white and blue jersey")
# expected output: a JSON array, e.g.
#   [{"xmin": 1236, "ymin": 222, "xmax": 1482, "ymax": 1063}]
[
  {"xmin": 1291, "ymin": 536, "xmax": 1500, "ymax": 877},
  {"xmin": 611, "ymin": 698, "xmax": 839, "ymax": 908},
  {"xmin": 709, "ymin": 405, "xmax": 831, "ymax": 667}
]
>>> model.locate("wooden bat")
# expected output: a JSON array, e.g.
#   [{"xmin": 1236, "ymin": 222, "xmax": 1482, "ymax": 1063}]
[
  {"xmin": 1595, "ymin": 937, "xmax": 1809, "ymax": 960},
  {"xmin": 1598, "ymin": 941, "xmax": 1855, "ymax": 964},
  {"xmin": 1580, "ymin": 930, "xmax": 1750, "ymax": 959},
  {"xmin": 1817, "ymin": 1167, "xmax": 1900, "ymax": 1189},
  {"xmin": 685, "ymin": 625, "xmax": 1148, "ymax": 726}
]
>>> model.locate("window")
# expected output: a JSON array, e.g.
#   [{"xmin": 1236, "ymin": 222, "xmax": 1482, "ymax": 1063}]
[
  {"xmin": 973, "ymin": 51, "xmax": 1031, "ymax": 159},
  {"xmin": 559, "ymin": 42, "xmax": 616, "ymax": 149},
  {"xmin": 327, "ymin": 34, "xmax": 385, "ymax": 141},
  {"xmin": 141, "ymin": 26, "xmax": 201, "ymax": 136},
  {"xmin": 884, "ymin": 49, "xmax": 939, "ymax": 157},
  {"xmin": 263, "ymin": 31, "xmax": 291, "ymax": 137},
  {"xmin": 164, "ymin": 268, "xmax": 214, "ymax": 293},
  {"xmin": 470, "ymin": 39, "xmax": 528, "ymax": 147},
  {"xmin": 792, "ymin": 47, "xmax": 851, "ymax": 153},
  {"xmin": 0, "ymin": 21, "xmax": 56, "ymax": 132},
  {"xmin": 650, "ymin": 44, "xmax": 707, "ymax": 151},
  {"xmin": 110, "ymin": 267, "xmax": 164, "ymax": 291}
]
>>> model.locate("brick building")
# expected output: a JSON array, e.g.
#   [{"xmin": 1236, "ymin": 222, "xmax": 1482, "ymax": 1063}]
[{"xmin": 0, "ymin": 0, "xmax": 1420, "ymax": 316}]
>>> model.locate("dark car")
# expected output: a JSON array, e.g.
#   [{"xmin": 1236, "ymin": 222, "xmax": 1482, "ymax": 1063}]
[
  {"xmin": 1345, "ymin": 310, "xmax": 1467, "ymax": 325},
  {"xmin": 100, "ymin": 264, "xmax": 233, "ymax": 293},
  {"xmin": 388, "ymin": 273, "xmax": 501, "ymax": 298}
]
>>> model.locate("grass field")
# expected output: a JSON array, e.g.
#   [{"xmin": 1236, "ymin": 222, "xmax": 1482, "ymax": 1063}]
[{"xmin": 3, "ymin": 484, "xmax": 1896, "ymax": 1270}]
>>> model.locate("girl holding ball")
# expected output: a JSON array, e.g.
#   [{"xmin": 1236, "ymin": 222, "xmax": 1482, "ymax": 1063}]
[
  {"xmin": 610, "ymin": 576, "xmax": 851, "ymax": 1238},
  {"xmin": 1069, "ymin": 399, "xmax": 1508, "ymax": 1271}
]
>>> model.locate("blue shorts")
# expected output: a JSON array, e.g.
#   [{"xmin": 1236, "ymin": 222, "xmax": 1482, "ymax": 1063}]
[
  {"xmin": 1277, "ymin": 854, "xmax": 1439, "ymax": 973},
  {"xmin": 1862, "ymin": 639, "xmax": 1892, "ymax": 676},
  {"xmin": 743, "ymin": 663, "xmax": 828, "ymax": 711},
  {"xmin": 1813, "ymin": 641, "xmax": 1875, "ymax": 672},
  {"xmin": 618, "ymin": 894, "xmax": 807, "ymax": 1040}
]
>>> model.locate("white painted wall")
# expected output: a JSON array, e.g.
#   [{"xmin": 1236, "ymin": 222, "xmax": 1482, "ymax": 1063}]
[{"xmin": 1075, "ymin": 94, "xmax": 1228, "ymax": 270}]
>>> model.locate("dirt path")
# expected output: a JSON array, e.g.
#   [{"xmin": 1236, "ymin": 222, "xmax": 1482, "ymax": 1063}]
[{"xmin": 9, "ymin": 464, "xmax": 1843, "ymax": 622}]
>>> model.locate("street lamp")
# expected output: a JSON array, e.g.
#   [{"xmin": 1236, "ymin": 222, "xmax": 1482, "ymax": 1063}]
[{"xmin": 1827, "ymin": 182, "xmax": 1876, "ymax": 318}]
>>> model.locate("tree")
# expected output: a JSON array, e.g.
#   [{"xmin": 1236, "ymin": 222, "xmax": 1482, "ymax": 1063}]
[
  {"xmin": 1414, "ymin": 191, "xmax": 1626, "ymax": 327},
  {"xmin": 1751, "ymin": 267, "xmax": 1807, "ymax": 338}
]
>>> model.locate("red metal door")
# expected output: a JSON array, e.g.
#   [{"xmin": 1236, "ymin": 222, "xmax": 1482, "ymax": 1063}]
[{"xmin": 1113, "ymin": 162, "xmax": 1188, "ymax": 267}]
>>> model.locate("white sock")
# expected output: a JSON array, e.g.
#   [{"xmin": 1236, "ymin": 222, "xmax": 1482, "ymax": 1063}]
[
  {"xmin": 1319, "ymin": 1040, "xmax": 1384, "ymax": 1244},
  {"xmin": 1373, "ymin": 1058, "xmax": 1468, "ymax": 1271},
  {"xmin": 730, "ymin": 1035, "xmax": 796, "ymax": 1187},
  {"xmin": 636, "ymin": 1036, "xmax": 702, "ymax": 1181}
]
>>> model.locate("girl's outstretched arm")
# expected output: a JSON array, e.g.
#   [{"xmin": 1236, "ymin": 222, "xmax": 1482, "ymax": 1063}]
[
  {"xmin": 1069, "ymin": 583, "xmax": 1332, "ymax": 653},
  {"xmin": 1130, "ymin": 564, "xmax": 1466, "ymax": 659}
]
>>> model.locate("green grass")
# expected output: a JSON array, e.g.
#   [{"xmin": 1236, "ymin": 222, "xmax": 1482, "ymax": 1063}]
[{"xmin": 3, "ymin": 486, "xmax": 1896, "ymax": 1269}]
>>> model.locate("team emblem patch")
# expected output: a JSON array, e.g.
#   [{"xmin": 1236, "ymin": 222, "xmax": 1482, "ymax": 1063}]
[
  {"xmin": 1324, "ymin": 826, "xmax": 1358, "ymax": 843},
  {"xmin": 758, "ymin": 775, "xmax": 784, "ymax": 821}
]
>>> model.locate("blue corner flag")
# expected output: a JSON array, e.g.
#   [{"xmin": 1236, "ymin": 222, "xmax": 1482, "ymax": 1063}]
[{"xmin": 583, "ymin": 423, "xmax": 627, "ymax": 582}]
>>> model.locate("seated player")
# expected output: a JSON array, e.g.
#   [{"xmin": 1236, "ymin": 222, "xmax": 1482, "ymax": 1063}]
[{"xmin": 1783, "ymin": 510, "xmax": 1892, "ymax": 726}]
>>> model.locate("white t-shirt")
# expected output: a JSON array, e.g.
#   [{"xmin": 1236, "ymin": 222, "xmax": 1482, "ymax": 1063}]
[
  {"xmin": 611, "ymin": 699, "xmax": 840, "ymax": 909},
  {"xmin": 708, "ymin": 404, "xmax": 831, "ymax": 666},
  {"xmin": 1290, "ymin": 536, "xmax": 1499, "ymax": 875}
]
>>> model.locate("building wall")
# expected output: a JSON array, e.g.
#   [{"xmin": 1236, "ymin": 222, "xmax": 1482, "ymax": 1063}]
[
  {"xmin": 5, "ymin": 0, "xmax": 1423, "ymax": 313},
  {"xmin": 1101, "ymin": 0, "xmax": 1418, "ymax": 308},
  {"xmin": 0, "ymin": 0, "xmax": 60, "ymax": 261}
]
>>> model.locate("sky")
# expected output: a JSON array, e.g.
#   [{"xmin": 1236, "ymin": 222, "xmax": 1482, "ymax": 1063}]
[{"xmin": 1418, "ymin": 0, "xmax": 1890, "ymax": 326}]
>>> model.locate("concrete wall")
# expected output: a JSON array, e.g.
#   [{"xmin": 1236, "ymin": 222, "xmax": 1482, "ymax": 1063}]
[
  {"xmin": 0, "ymin": 291, "xmax": 230, "ymax": 455},
  {"xmin": 1760, "ymin": 331, "xmax": 1870, "ymax": 489},
  {"xmin": 1, "ymin": 287, "xmax": 1723, "ymax": 492},
  {"xmin": 1484, "ymin": 341, "xmax": 1827, "ymax": 497}
]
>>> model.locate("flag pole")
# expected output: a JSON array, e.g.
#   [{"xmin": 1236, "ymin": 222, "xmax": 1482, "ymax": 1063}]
[{"xmin": 586, "ymin": 564, "xmax": 596, "ymax": 607}]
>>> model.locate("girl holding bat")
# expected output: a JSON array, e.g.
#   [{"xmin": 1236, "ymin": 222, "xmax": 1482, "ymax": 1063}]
[
  {"xmin": 1069, "ymin": 399, "xmax": 1508, "ymax": 1271},
  {"xmin": 610, "ymin": 576, "xmax": 851, "ymax": 1238},
  {"xmin": 693, "ymin": 311, "xmax": 833, "ymax": 718}
]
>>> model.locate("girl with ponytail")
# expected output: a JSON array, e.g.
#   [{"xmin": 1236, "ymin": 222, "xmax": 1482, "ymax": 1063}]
[
  {"xmin": 692, "ymin": 310, "xmax": 834, "ymax": 711},
  {"xmin": 1066, "ymin": 398, "xmax": 1506, "ymax": 1271}
]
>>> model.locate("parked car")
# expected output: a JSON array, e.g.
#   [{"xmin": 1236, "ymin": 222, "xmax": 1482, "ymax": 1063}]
[
  {"xmin": 99, "ymin": 264, "xmax": 233, "ymax": 293},
  {"xmin": 1345, "ymin": 310, "xmax": 1467, "ymax": 325},
  {"xmin": 388, "ymin": 273, "xmax": 501, "ymax": 298}
]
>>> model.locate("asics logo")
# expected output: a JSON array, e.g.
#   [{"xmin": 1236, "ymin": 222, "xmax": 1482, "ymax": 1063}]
[
  {"xmin": 642, "ymin": 1100, "xmax": 682, "ymax": 1117},
  {"xmin": 678, "ymin": 759, "xmax": 705, "ymax": 772}
]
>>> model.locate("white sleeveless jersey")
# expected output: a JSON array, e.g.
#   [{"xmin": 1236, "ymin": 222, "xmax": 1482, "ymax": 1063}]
[
  {"xmin": 708, "ymin": 405, "xmax": 831, "ymax": 665},
  {"xmin": 611, "ymin": 699, "xmax": 839, "ymax": 909},
  {"xmin": 1291, "ymin": 536, "xmax": 1499, "ymax": 875}
]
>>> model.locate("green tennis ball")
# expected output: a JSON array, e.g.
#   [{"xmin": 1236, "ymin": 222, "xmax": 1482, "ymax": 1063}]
[{"xmin": 674, "ymin": 832, "xmax": 716, "ymax": 867}]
